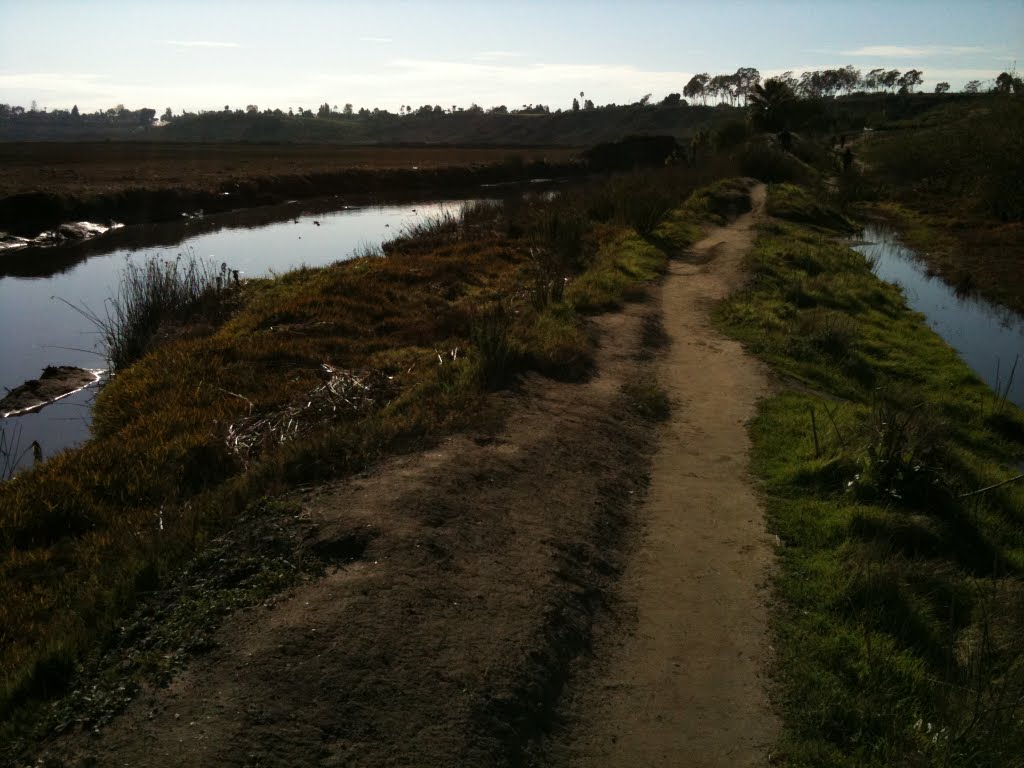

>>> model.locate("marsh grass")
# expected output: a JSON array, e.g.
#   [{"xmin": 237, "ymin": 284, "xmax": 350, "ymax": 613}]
[
  {"xmin": 0, "ymin": 166, "xmax": 740, "ymax": 741},
  {"xmin": 0, "ymin": 421, "xmax": 28, "ymax": 481},
  {"xmin": 68, "ymin": 253, "xmax": 233, "ymax": 371},
  {"xmin": 718, "ymin": 193, "xmax": 1024, "ymax": 766}
]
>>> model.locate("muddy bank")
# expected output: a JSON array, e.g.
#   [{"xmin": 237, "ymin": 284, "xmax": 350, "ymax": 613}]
[
  {"xmin": 1, "ymin": 366, "xmax": 102, "ymax": 417},
  {"xmin": 0, "ymin": 161, "xmax": 584, "ymax": 238}
]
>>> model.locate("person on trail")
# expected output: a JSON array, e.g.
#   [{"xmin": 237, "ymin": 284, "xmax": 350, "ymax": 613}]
[{"xmin": 842, "ymin": 147, "xmax": 854, "ymax": 173}]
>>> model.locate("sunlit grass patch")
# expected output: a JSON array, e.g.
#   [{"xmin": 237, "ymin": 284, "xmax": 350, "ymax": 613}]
[
  {"xmin": 0, "ymin": 165, "xmax": 748, "ymax": 751},
  {"xmin": 719, "ymin": 201, "xmax": 1024, "ymax": 767}
]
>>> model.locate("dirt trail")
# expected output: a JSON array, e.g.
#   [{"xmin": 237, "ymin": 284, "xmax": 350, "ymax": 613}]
[
  {"xmin": 37, "ymin": 306, "xmax": 658, "ymax": 768},
  {"xmin": 547, "ymin": 184, "xmax": 777, "ymax": 767},
  {"xmin": 31, "ymin": 185, "xmax": 776, "ymax": 768}
]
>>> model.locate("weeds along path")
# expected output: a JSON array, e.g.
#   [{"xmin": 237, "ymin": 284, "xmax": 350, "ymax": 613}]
[
  {"xmin": 36, "ymin": 305, "xmax": 661, "ymax": 767},
  {"xmin": 546, "ymin": 184, "xmax": 777, "ymax": 767}
]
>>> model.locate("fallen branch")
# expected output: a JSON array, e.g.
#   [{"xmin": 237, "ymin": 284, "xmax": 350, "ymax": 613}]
[{"xmin": 958, "ymin": 473, "xmax": 1024, "ymax": 499}]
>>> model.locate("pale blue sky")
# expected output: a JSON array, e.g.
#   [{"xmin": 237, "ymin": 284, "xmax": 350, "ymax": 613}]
[{"xmin": 1, "ymin": 0, "xmax": 1021, "ymax": 113}]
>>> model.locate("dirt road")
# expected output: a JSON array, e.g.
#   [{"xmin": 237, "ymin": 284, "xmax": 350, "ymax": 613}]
[
  {"xmin": 546, "ymin": 184, "xmax": 777, "ymax": 766},
  {"xmin": 32, "ymin": 186, "xmax": 775, "ymax": 768}
]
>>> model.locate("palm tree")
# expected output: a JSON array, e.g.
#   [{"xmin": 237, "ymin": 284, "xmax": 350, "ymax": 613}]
[{"xmin": 748, "ymin": 77, "xmax": 797, "ymax": 131}]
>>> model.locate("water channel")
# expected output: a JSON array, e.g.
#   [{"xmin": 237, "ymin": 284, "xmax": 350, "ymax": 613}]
[
  {"xmin": 0, "ymin": 195, "xmax": 491, "ymax": 473},
  {"xmin": 853, "ymin": 224, "xmax": 1024, "ymax": 408},
  {"xmin": 2, "ymin": 210, "xmax": 1022, "ymax": 476}
]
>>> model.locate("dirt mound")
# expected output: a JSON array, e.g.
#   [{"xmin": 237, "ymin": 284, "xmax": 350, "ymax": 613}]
[
  {"xmin": 32, "ymin": 306, "xmax": 660, "ymax": 768},
  {"xmin": 0, "ymin": 366, "xmax": 100, "ymax": 417}
]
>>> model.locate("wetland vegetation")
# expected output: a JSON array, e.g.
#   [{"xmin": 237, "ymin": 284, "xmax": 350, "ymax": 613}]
[{"xmin": 2, "ymin": 61, "xmax": 1023, "ymax": 766}]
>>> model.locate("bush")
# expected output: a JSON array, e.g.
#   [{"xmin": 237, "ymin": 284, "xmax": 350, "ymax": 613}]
[
  {"xmin": 739, "ymin": 142, "xmax": 815, "ymax": 184},
  {"xmin": 88, "ymin": 255, "xmax": 231, "ymax": 370}
]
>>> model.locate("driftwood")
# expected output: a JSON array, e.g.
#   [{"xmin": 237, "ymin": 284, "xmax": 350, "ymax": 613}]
[{"xmin": 225, "ymin": 364, "xmax": 394, "ymax": 460}]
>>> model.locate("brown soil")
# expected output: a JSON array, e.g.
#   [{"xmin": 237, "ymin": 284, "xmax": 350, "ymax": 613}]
[
  {"xmin": 0, "ymin": 366, "xmax": 99, "ymax": 416},
  {"xmin": 543, "ymin": 184, "xmax": 777, "ymax": 766},
  {"xmin": 0, "ymin": 144, "xmax": 577, "ymax": 200},
  {"xmin": 35, "ymin": 304, "xmax": 658, "ymax": 768},
  {"xmin": 29, "ymin": 187, "xmax": 776, "ymax": 767},
  {"xmin": 0, "ymin": 144, "xmax": 581, "ymax": 237}
]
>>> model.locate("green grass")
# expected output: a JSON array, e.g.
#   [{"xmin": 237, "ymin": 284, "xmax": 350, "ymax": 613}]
[
  {"xmin": 0, "ymin": 164, "xmax": 733, "ymax": 745},
  {"xmin": 767, "ymin": 182, "xmax": 856, "ymax": 232},
  {"xmin": 718, "ymin": 192, "xmax": 1024, "ymax": 767}
]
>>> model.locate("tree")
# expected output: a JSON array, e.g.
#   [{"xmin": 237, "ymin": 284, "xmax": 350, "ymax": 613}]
[
  {"xmin": 734, "ymin": 67, "xmax": 761, "ymax": 105},
  {"xmin": 162, "ymin": 107, "xmax": 172, "ymax": 121},
  {"xmin": 839, "ymin": 65, "xmax": 862, "ymax": 94},
  {"xmin": 880, "ymin": 70, "xmax": 901, "ymax": 92},
  {"xmin": 71, "ymin": 104, "xmax": 79, "ymax": 117},
  {"xmin": 683, "ymin": 73, "xmax": 709, "ymax": 105},
  {"xmin": 246, "ymin": 104, "xmax": 259, "ymax": 113},
  {"xmin": 583, "ymin": 99, "xmax": 595, "ymax": 110},
  {"xmin": 964, "ymin": 80, "xmax": 982, "ymax": 94},
  {"xmin": 934, "ymin": 82, "xmax": 950, "ymax": 94},
  {"xmin": 660, "ymin": 93, "xmax": 682, "ymax": 107},
  {"xmin": 897, "ymin": 69, "xmax": 923, "ymax": 93},
  {"xmin": 138, "ymin": 108, "xmax": 156, "ymax": 127},
  {"xmin": 864, "ymin": 68, "xmax": 884, "ymax": 92},
  {"xmin": 343, "ymin": 103, "xmax": 353, "ymax": 116},
  {"xmin": 638, "ymin": 93, "xmax": 652, "ymax": 107},
  {"xmin": 317, "ymin": 102, "xmax": 331, "ymax": 117},
  {"xmin": 995, "ymin": 71, "xmax": 1014, "ymax": 94},
  {"xmin": 30, "ymin": 99, "xmax": 38, "ymax": 113},
  {"xmin": 748, "ymin": 77, "xmax": 797, "ymax": 131},
  {"xmin": 572, "ymin": 97, "xmax": 580, "ymax": 111}
]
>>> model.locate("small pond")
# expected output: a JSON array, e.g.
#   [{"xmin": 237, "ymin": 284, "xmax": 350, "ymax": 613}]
[{"xmin": 853, "ymin": 224, "xmax": 1024, "ymax": 409}]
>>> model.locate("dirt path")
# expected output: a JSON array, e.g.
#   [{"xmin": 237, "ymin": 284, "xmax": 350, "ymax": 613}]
[
  {"xmin": 546, "ymin": 184, "xmax": 777, "ymax": 767},
  {"xmin": 35, "ymin": 305, "xmax": 660, "ymax": 768},
  {"xmin": 30, "ymin": 186, "xmax": 776, "ymax": 768}
]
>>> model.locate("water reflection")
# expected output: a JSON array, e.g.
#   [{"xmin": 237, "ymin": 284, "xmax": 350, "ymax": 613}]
[
  {"xmin": 853, "ymin": 224, "xmax": 1024, "ymax": 408},
  {"xmin": 0, "ymin": 198, "xmax": 486, "ymax": 472}
]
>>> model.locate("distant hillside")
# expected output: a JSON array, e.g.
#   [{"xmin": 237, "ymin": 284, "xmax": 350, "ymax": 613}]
[{"xmin": 0, "ymin": 103, "xmax": 740, "ymax": 145}]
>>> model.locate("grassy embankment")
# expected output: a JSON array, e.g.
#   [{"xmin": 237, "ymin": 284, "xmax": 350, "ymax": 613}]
[
  {"xmin": 843, "ymin": 95, "xmax": 1024, "ymax": 314},
  {"xmin": 718, "ymin": 184, "xmax": 1024, "ymax": 767},
  {"xmin": 0, "ymin": 159, "xmax": 740, "ymax": 744}
]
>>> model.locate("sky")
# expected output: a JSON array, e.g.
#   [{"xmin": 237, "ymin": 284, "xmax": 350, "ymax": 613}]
[{"xmin": 1, "ymin": 0, "xmax": 1022, "ymax": 114}]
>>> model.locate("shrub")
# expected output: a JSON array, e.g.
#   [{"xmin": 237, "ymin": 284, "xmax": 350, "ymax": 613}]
[{"xmin": 84, "ymin": 255, "xmax": 231, "ymax": 371}]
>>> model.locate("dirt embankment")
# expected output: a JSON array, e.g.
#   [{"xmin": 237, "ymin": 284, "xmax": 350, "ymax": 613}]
[
  {"xmin": 0, "ymin": 366, "xmax": 101, "ymax": 417},
  {"xmin": 31, "ymin": 303, "xmax": 661, "ymax": 768},
  {"xmin": 26, "ymin": 186, "xmax": 777, "ymax": 768},
  {"xmin": 0, "ymin": 144, "xmax": 583, "ymax": 237}
]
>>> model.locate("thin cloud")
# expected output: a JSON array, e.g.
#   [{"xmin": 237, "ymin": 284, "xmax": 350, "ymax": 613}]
[
  {"xmin": 359, "ymin": 37, "xmax": 393, "ymax": 43},
  {"xmin": 841, "ymin": 45, "xmax": 987, "ymax": 58},
  {"xmin": 0, "ymin": 72, "xmax": 107, "ymax": 93},
  {"xmin": 165, "ymin": 40, "xmax": 240, "ymax": 49},
  {"xmin": 472, "ymin": 51, "xmax": 525, "ymax": 61}
]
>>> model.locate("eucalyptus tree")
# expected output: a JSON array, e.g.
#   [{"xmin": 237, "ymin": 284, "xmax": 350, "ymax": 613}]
[
  {"xmin": 897, "ymin": 69, "xmax": 924, "ymax": 93},
  {"xmin": 880, "ymin": 69, "xmax": 902, "ymax": 92},
  {"xmin": 683, "ymin": 73, "xmax": 710, "ymax": 105}
]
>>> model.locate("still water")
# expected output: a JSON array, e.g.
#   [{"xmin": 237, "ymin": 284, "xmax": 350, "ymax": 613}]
[
  {"xmin": 853, "ymin": 224, "xmax": 1024, "ymax": 408},
  {"xmin": 0, "ymin": 197, "xmax": 481, "ymax": 471}
]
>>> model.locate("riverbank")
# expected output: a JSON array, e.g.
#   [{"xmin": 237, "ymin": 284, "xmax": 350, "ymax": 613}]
[
  {"xmin": 718, "ymin": 185, "xmax": 1024, "ymax": 767},
  {"xmin": 0, "ymin": 143, "xmax": 582, "ymax": 237},
  {"xmin": 0, "ymin": 160, "xmax": 739, "ymax": 759},
  {"xmin": 846, "ymin": 96, "xmax": 1024, "ymax": 315}
]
